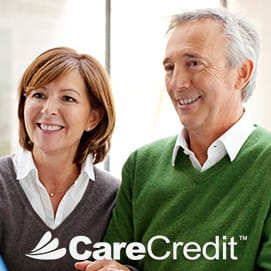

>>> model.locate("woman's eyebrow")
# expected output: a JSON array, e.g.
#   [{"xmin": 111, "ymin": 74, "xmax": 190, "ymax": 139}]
[{"xmin": 59, "ymin": 88, "xmax": 82, "ymax": 96}]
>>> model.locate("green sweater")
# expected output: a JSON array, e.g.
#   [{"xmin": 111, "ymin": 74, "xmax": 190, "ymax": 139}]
[{"xmin": 104, "ymin": 126, "xmax": 271, "ymax": 271}]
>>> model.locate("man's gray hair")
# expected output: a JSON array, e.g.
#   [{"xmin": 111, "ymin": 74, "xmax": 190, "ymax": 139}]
[{"xmin": 167, "ymin": 8, "xmax": 260, "ymax": 102}]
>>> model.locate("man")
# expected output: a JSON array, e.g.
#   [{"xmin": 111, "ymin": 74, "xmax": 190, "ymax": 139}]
[{"xmin": 76, "ymin": 8, "xmax": 271, "ymax": 271}]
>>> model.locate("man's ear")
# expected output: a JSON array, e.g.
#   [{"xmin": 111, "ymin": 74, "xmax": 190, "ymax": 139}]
[
  {"xmin": 235, "ymin": 59, "xmax": 254, "ymax": 90},
  {"xmin": 85, "ymin": 107, "xmax": 104, "ymax": 132}
]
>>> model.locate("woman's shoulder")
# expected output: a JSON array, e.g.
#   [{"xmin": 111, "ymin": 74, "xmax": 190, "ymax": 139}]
[
  {"xmin": 0, "ymin": 154, "xmax": 13, "ymax": 163},
  {"xmin": 0, "ymin": 154, "xmax": 14, "ymax": 173},
  {"xmin": 93, "ymin": 166, "xmax": 120, "ymax": 191}
]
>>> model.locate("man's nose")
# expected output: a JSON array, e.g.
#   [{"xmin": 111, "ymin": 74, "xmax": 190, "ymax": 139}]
[{"xmin": 169, "ymin": 67, "xmax": 191, "ymax": 90}]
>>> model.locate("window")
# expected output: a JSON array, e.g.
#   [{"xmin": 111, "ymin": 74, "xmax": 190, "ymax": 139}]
[{"xmin": 2, "ymin": 0, "xmax": 244, "ymax": 177}]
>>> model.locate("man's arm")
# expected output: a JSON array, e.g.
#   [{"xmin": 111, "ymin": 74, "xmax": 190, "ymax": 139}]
[
  {"xmin": 257, "ymin": 203, "xmax": 271, "ymax": 270},
  {"xmin": 103, "ymin": 151, "xmax": 139, "ymax": 268}
]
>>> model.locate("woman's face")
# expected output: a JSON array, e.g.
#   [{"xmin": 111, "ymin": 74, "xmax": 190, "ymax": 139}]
[{"xmin": 24, "ymin": 70, "xmax": 101, "ymax": 159}]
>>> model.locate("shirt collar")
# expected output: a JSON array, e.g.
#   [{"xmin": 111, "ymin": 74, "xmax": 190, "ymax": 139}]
[
  {"xmin": 14, "ymin": 150, "xmax": 95, "ymax": 181},
  {"xmin": 172, "ymin": 110, "xmax": 255, "ymax": 166},
  {"xmin": 81, "ymin": 153, "xmax": 95, "ymax": 181}
]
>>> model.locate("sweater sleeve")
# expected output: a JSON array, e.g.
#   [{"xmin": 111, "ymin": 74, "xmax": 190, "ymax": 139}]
[
  {"xmin": 256, "ymin": 202, "xmax": 271, "ymax": 270},
  {"xmin": 103, "ymin": 151, "xmax": 139, "ymax": 269}
]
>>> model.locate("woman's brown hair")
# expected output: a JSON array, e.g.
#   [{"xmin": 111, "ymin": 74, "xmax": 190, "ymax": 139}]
[{"xmin": 18, "ymin": 47, "xmax": 115, "ymax": 167}]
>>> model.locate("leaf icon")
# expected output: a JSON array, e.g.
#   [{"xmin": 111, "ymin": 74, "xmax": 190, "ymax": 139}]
[
  {"xmin": 25, "ymin": 231, "xmax": 67, "ymax": 260},
  {"xmin": 26, "ymin": 248, "xmax": 67, "ymax": 260},
  {"xmin": 30, "ymin": 231, "xmax": 53, "ymax": 253}
]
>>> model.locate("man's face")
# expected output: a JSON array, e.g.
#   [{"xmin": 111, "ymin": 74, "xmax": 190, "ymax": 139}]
[{"xmin": 163, "ymin": 19, "xmax": 244, "ymax": 135}]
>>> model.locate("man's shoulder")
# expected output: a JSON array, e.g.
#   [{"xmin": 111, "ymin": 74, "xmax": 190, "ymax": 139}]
[
  {"xmin": 242, "ymin": 126, "xmax": 271, "ymax": 158},
  {"xmin": 127, "ymin": 136, "xmax": 178, "ymax": 165},
  {"xmin": 123, "ymin": 136, "xmax": 177, "ymax": 176},
  {"xmin": 251, "ymin": 125, "xmax": 271, "ymax": 144},
  {"xmin": 255, "ymin": 125, "xmax": 271, "ymax": 134},
  {"xmin": 138, "ymin": 135, "xmax": 177, "ymax": 153}
]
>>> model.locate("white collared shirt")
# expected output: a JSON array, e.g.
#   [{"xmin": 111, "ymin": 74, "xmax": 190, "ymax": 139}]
[
  {"xmin": 12, "ymin": 150, "xmax": 95, "ymax": 229},
  {"xmin": 172, "ymin": 110, "xmax": 255, "ymax": 171}
]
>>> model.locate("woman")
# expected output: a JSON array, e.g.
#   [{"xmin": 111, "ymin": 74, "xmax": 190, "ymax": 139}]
[{"xmin": 0, "ymin": 47, "xmax": 119, "ymax": 270}]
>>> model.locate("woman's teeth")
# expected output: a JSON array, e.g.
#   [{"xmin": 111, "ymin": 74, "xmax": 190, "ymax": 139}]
[{"xmin": 39, "ymin": 124, "xmax": 63, "ymax": 131}]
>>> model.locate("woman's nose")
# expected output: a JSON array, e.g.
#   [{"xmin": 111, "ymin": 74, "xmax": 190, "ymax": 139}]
[{"xmin": 41, "ymin": 98, "xmax": 58, "ymax": 115}]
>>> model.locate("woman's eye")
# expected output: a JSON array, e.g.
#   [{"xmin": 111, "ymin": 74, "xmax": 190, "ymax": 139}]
[
  {"xmin": 32, "ymin": 92, "xmax": 45, "ymax": 99},
  {"xmin": 63, "ymin": 96, "xmax": 76, "ymax": 102}
]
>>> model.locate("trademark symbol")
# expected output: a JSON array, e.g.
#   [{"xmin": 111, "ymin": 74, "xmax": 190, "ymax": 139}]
[{"xmin": 239, "ymin": 235, "xmax": 247, "ymax": 241}]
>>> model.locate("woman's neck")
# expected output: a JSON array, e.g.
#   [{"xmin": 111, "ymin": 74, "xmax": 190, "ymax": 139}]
[{"xmin": 31, "ymin": 149, "xmax": 80, "ymax": 215}]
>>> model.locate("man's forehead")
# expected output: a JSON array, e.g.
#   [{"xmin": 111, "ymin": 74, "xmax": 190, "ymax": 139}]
[{"xmin": 165, "ymin": 20, "xmax": 225, "ymax": 54}]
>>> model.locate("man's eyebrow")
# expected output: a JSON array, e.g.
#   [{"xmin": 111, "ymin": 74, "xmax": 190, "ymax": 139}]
[
  {"xmin": 163, "ymin": 53, "xmax": 207, "ymax": 65},
  {"xmin": 183, "ymin": 52, "xmax": 205, "ymax": 59},
  {"xmin": 162, "ymin": 57, "xmax": 170, "ymax": 66}
]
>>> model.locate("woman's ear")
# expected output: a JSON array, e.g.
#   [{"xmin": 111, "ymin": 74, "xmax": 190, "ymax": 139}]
[
  {"xmin": 85, "ymin": 107, "xmax": 104, "ymax": 132},
  {"xmin": 235, "ymin": 59, "xmax": 254, "ymax": 90}
]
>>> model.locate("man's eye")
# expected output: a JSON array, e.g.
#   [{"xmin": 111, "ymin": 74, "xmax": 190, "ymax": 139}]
[
  {"xmin": 164, "ymin": 64, "xmax": 174, "ymax": 72},
  {"xmin": 63, "ymin": 96, "xmax": 76, "ymax": 102},
  {"xmin": 189, "ymin": 60, "xmax": 200, "ymax": 66},
  {"xmin": 187, "ymin": 60, "xmax": 204, "ymax": 70}
]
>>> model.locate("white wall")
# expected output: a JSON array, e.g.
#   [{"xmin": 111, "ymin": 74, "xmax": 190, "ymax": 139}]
[
  {"xmin": 109, "ymin": 0, "xmax": 222, "ymax": 177},
  {"xmin": 228, "ymin": 0, "xmax": 271, "ymax": 129},
  {"xmin": 1, "ymin": 0, "xmax": 269, "ymax": 178},
  {"xmin": 0, "ymin": 0, "xmax": 106, "ymax": 153}
]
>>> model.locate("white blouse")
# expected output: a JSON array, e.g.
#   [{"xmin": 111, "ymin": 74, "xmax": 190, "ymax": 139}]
[{"xmin": 12, "ymin": 150, "xmax": 95, "ymax": 229}]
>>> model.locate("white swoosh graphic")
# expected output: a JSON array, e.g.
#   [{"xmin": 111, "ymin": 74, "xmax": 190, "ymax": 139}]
[
  {"xmin": 25, "ymin": 248, "xmax": 66, "ymax": 260},
  {"xmin": 25, "ymin": 231, "xmax": 66, "ymax": 260},
  {"xmin": 27, "ymin": 238, "xmax": 59, "ymax": 255},
  {"xmin": 30, "ymin": 231, "xmax": 53, "ymax": 252}
]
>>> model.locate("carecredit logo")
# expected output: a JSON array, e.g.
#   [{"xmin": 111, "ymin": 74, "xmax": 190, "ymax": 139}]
[{"xmin": 26, "ymin": 231, "xmax": 247, "ymax": 261}]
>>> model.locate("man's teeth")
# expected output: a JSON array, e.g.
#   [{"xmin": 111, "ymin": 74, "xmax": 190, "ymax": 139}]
[
  {"xmin": 179, "ymin": 96, "xmax": 199, "ymax": 105},
  {"xmin": 40, "ymin": 124, "xmax": 62, "ymax": 131}
]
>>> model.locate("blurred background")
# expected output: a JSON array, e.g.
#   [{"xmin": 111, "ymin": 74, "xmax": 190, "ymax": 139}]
[{"xmin": 0, "ymin": 0, "xmax": 270, "ymax": 177}]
